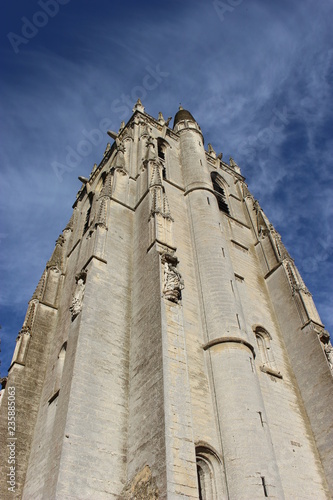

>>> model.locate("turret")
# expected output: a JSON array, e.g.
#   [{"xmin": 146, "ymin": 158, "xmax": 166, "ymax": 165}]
[
  {"xmin": 177, "ymin": 106, "xmax": 284, "ymax": 498},
  {"xmin": 173, "ymin": 106, "xmax": 212, "ymax": 193}
]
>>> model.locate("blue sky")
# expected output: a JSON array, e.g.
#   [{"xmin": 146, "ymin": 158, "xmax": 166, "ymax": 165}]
[{"xmin": 1, "ymin": 0, "xmax": 332, "ymax": 374}]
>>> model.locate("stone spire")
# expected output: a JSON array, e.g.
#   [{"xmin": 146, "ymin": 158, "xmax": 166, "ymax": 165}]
[
  {"xmin": 46, "ymin": 235, "xmax": 65, "ymax": 271},
  {"xmin": 133, "ymin": 98, "xmax": 145, "ymax": 113}
]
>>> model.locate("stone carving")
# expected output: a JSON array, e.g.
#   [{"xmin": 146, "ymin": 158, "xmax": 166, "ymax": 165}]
[
  {"xmin": 324, "ymin": 342, "xmax": 333, "ymax": 371},
  {"xmin": 95, "ymin": 170, "xmax": 113, "ymax": 229},
  {"xmin": 64, "ymin": 210, "xmax": 75, "ymax": 232},
  {"xmin": 104, "ymin": 142, "xmax": 111, "ymax": 155},
  {"xmin": 70, "ymin": 270, "xmax": 87, "ymax": 320},
  {"xmin": 95, "ymin": 198, "xmax": 108, "ymax": 229},
  {"xmin": 146, "ymin": 136, "xmax": 157, "ymax": 161},
  {"xmin": 15, "ymin": 328, "xmax": 32, "ymax": 365},
  {"xmin": 22, "ymin": 299, "xmax": 38, "ymax": 333},
  {"xmin": 47, "ymin": 235, "xmax": 65, "ymax": 271},
  {"xmin": 149, "ymin": 164, "xmax": 173, "ymax": 221},
  {"xmin": 114, "ymin": 138, "xmax": 126, "ymax": 170},
  {"xmin": 78, "ymin": 176, "xmax": 89, "ymax": 184},
  {"xmin": 150, "ymin": 188, "xmax": 173, "ymax": 221},
  {"xmin": 90, "ymin": 163, "xmax": 98, "ymax": 176},
  {"xmin": 120, "ymin": 124, "xmax": 134, "ymax": 141},
  {"xmin": 149, "ymin": 163, "xmax": 162, "ymax": 188},
  {"xmin": 318, "ymin": 329, "xmax": 333, "ymax": 372},
  {"xmin": 157, "ymin": 112, "xmax": 172, "ymax": 128},
  {"xmin": 13, "ymin": 300, "xmax": 37, "ymax": 365},
  {"xmin": 99, "ymin": 170, "xmax": 113, "ymax": 199},
  {"xmin": 317, "ymin": 327, "xmax": 330, "ymax": 344},
  {"xmin": 284, "ymin": 259, "xmax": 310, "ymax": 296},
  {"xmin": 162, "ymin": 254, "xmax": 184, "ymax": 303},
  {"xmin": 269, "ymin": 225, "xmax": 289, "ymax": 260},
  {"xmin": 32, "ymin": 270, "xmax": 47, "ymax": 301},
  {"xmin": 140, "ymin": 121, "xmax": 151, "ymax": 138}
]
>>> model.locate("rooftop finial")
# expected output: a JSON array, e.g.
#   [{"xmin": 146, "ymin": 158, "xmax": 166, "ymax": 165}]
[{"xmin": 133, "ymin": 98, "xmax": 145, "ymax": 113}]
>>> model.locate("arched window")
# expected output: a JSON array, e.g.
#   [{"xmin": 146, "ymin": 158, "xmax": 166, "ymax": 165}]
[
  {"xmin": 196, "ymin": 445, "xmax": 226, "ymax": 499},
  {"xmin": 157, "ymin": 138, "xmax": 167, "ymax": 161},
  {"xmin": 253, "ymin": 326, "xmax": 281, "ymax": 377},
  {"xmin": 211, "ymin": 172, "xmax": 230, "ymax": 214}
]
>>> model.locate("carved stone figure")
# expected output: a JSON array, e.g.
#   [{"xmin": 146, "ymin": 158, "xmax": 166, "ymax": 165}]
[
  {"xmin": 162, "ymin": 254, "xmax": 184, "ymax": 303},
  {"xmin": 114, "ymin": 138, "xmax": 126, "ymax": 169},
  {"xmin": 146, "ymin": 136, "xmax": 156, "ymax": 161},
  {"xmin": 324, "ymin": 342, "xmax": 333, "ymax": 371},
  {"xmin": 70, "ymin": 271, "xmax": 87, "ymax": 320}
]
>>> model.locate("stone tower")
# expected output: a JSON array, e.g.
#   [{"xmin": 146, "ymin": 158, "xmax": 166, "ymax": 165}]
[{"xmin": 0, "ymin": 101, "xmax": 332, "ymax": 500}]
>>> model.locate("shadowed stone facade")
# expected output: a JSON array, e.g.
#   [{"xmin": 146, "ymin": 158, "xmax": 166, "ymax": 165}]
[{"xmin": 0, "ymin": 101, "xmax": 332, "ymax": 499}]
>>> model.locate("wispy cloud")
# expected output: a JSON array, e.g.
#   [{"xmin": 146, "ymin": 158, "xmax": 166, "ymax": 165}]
[{"xmin": 1, "ymin": 0, "xmax": 332, "ymax": 372}]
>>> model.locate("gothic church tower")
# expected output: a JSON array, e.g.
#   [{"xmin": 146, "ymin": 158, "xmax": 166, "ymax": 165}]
[{"xmin": 0, "ymin": 101, "xmax": 332, "ymax": 499}]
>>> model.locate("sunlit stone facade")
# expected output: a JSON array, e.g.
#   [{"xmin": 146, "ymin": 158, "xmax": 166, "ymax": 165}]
[{"xmin": 0, "ymin": 101, "xmax": 332, "ymax": 499}]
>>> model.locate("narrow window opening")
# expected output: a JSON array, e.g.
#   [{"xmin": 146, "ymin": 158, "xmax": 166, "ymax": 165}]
[
  {"xmin": 207, "ymin": 197, "xmax": 210, "ymax": 205},
  {"xmin": 250, "ymin": 357, "xmax": 254, "ymax": 372},
  {"xmin": 162, "ymin": 165, "xmax": 166, "ymax": 179},
  {"xmin": 158, "ymin": 142, "xmax": 165, "ymax": 160},
  {"xmin": 157, "ymin": 138, "xmax": 167, "ymax": 162},
  {"xmin": 49, "ymin": 341, "xmax": 67, "ymax": 403},
  {"xmin": 221, "ymin": 247, "xmax": 225, "ymax": 257},
  {"xmin": 83, "ymin": 195, "xmax": 93, "ymax": 235},
  {"xmin": 83, "ymin": 206, "xmax": 91, "ymax": 234},
  {"xmin": 200, "ymin": 159, "xmax": 202, "ymax": 165},
  {"xmin": 236, "ymin": 313, "xmax": 241, "ymax": 329},
  {"xmin": 211, "ymin": 172, "xmax": 230, "ymax": 215},
  {"xmin": 230, "ymin": 280, "xmax": 234, "ymax": 293},
  {"xmin": 258, "ymin": 411, "xmax": 264, "ymax": 427},
  {"xmin": 197, "ymin": 465, "xmax": 204, "ymax": 500},
  {"xmin": 261, "ymin": 476, "xmax": 268, "ymax": 497}
]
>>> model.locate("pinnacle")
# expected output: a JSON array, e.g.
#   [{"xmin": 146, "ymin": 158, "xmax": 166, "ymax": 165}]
[{"xmin": 133, "ymin": 98, "xmax": 145, "ymax": 112}]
